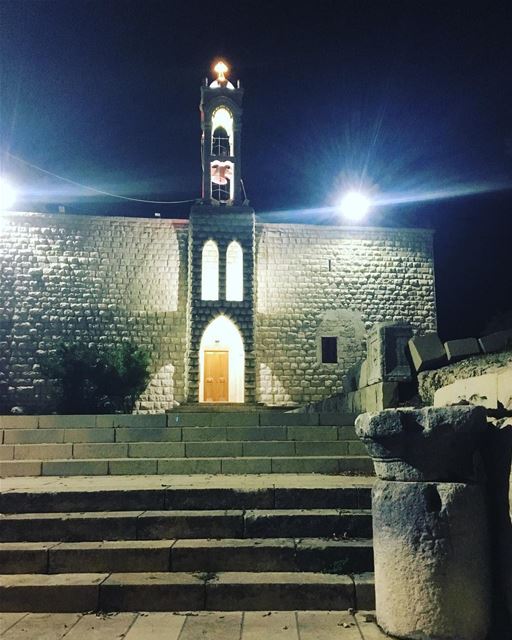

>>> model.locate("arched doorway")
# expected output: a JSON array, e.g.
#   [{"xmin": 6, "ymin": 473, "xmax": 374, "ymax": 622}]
[{"xmin": 199, "ymin": 316, "xmax": 245, "ymax": 403}]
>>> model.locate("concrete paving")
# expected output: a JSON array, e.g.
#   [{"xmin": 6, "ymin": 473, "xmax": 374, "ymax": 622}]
[{"xmin": 0, "ymin": 610, "xmax": 388, "ymax": 639}]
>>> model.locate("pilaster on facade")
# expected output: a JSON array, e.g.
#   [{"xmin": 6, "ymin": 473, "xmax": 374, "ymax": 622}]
[{"xmin": 187, "ymin": 204, "xmax": 256, "ymax": 404}]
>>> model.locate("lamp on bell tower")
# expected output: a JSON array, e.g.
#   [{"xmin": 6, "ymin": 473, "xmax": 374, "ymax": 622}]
[
  {"xmin": 213, "ymin": 60, "xmax": 229, "ymax": 86},
  {"xmin": 200, "ymin": 60, "xmax": 244, "ymax": 206}
]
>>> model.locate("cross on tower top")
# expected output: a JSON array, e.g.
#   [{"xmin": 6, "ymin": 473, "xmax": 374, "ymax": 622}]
[
  {"xmin": 214, "ymin": 61, "xmax": 228, "ymax": 84},
  {"xmin": 209, "ymin": 59, "xmax": 235, "ymax": 90}
]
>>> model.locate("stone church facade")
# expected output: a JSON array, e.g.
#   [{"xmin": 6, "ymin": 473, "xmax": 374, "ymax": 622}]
[{"xmin": 0, "ymin": 67, "xmax": 437, "ymax": 413}]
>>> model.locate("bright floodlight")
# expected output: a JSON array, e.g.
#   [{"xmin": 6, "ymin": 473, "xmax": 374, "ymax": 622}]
[
  {"xmin": 339, "ymin": 191, "xmax": 371, "ymax": 222},
  {"xmin": 0, "ymin": 178, "xmax": 16, "ymax": 210}
]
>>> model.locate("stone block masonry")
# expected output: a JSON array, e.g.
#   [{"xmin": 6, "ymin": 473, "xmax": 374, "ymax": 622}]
[
  {"xmin": 0, "ymin": 213, "xmax": 188, "ymax": 413},
  {"xmin": 255, "ymin": 224, "xmax": 436, "ymax": 405},
  {"xmin": 1, "ymin": 213, "xmax": 436, "ymax": 412},
  {"xmin": 187, "ymin": 207, "xmax": 256, "ymax": 404}
]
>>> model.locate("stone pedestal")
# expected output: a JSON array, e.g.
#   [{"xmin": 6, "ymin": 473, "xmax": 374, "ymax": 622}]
[
  {"xmin": 356, "ymin": 406, "xmax": 491, "ymax": 640},
  {"xmin": 367, "ymin": 322, "xmax": 413, "ymax": 385},
  {"xmin": 373, "ymin": 480, "xmax": 490, "ymax": 640},
  {"xmin": 356, "ymin": 405, "xmax": 488, "ymax": 482}
]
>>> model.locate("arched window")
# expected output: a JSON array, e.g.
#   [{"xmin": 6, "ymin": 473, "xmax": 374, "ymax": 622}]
[
  {"xmin": 211, "ymin": 107, "xmax": 233, "ymax": 155},
  {"xmin": 212, "ymin": 126, "xmax": 230, "ymax": 157},
  {"xmin": 226, "ymin": 241, "xmax": 243, "ymax": 301},
  {"xmin": 201, "ymin": 240, "xmax": 219, "ymax": 300}
]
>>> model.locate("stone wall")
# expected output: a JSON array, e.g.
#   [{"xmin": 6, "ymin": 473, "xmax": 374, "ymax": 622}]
[
  {"xmin": 0, "ymin": 213, "xmax": 437, "ymax": 412},
  {"xmin": 0, "ymin": 212, "xmax": 188, "ymax": 413},
  {"xmin": 255, "ymin": 224, "xmax": 436, "ymax": 405},
  {"xmin": 419, "ymin": 350, "xmax": 512, "ymax": 405}
]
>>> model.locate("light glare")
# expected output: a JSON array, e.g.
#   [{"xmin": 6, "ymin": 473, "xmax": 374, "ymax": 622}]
[
  {"xmin": 0, "ymin": 178, "xmax": 16, "ymax": 210},
  {"xmin": 339, "ymin": 191, "xmax": 371, "ymax": 221},
  {"xmin": 214, "ymin": 60, "xmax": 229, "ymax": 81}
]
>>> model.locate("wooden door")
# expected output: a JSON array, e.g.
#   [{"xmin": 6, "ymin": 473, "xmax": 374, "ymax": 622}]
[{"xmin": 204, "ymin": 350, "xmax": 229, "ymax": 402}]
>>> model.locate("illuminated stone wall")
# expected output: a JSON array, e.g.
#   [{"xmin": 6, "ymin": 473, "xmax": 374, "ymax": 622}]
[
  {"xmin": 0, "ymin": 213, "xmax": 436, "ymax": 412},
  {"xmin": 255, "ymin": 223, "xmax": 436, "ymax": 405},
  {"xmin": 0, "ymin": 213, "xmax": 188, "ymax": 413}
]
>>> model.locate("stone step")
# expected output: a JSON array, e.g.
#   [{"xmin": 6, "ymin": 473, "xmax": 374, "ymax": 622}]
[
  {"xmin": 0, "ymin": 412, "xmax": 358, "ymax": 430},
  {"xmin": 0, "ymin": 439, "xmax": 367, "ymax": 461},
  {"xmin": 0, "ymin": 571, "xmax": 375, "ymax": 612},
  {"xmin": 0, "ymin": 474, "xmax": 375, "ymax": 614},
  {"xmin": 169, "ymin": 403, "xmax": 295, "ymax": 412},
  {"xmin": 171, "ymin": 538, "xmax": 374, "ymax": 574},
  {"xmin": 0, "ymin": 455, "xmax": 374, "ymax": 477},
  {"xmin": 0, "ymin": 538, "xmax": 374, "ymax": 574},
  {"xmin": 0, "ymin": 509, "xmax": 372, "ymax": 542},
  {"xmin": 1, "ymin": 425, "xmax": 358, "ymax": 445},
  {"xmin": 0, "ymin": 483, "xmax": 372, "ymax": 514}
]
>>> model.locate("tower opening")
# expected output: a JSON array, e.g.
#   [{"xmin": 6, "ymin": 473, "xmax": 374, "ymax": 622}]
[
  {"xmin": 212, "ymin": 126, "xmax": 230, "ymax": 156},
  {"xmin": 210, "ymin": 160, "xmax": 233, "ymax": 203},
  {"xmin": 199, "ymin": 316, "xmax": 245, "ymax": 403},
  {"xmin": 211, "ymin": 107, "xmax": 233, "ymax": 154},
  {"xmin": 209, "ymin": 106, "xmax": 235, "ymax": 203}
]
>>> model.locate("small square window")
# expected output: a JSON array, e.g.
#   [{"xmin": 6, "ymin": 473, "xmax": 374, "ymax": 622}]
[{"xmin": 321, "ymin": 337, "xmax": 338, "ymax": 363}]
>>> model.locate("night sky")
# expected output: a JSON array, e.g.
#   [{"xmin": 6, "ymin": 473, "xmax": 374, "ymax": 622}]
[{"xmin": 1, "ymin": 1, "xmax": 511, "ymax": 339}]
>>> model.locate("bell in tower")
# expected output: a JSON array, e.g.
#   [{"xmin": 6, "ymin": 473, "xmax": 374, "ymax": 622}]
[{"xmin": 200, "ymin": 61, "xmax": 244, "ymax": 205}]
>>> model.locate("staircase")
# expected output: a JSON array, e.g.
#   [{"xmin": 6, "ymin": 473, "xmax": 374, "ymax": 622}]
[
  {"xmin": 0, "ymin": 411, "xmax": 372, "ymax": 477},
  {"xmin": 0, "ymin": 411, "xmax": 375, "ymax": 612}
]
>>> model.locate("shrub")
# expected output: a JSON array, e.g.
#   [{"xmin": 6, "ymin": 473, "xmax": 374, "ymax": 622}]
[{"xmin": 40, "ymin": 341, "xmax": 150, "ymax": 414}]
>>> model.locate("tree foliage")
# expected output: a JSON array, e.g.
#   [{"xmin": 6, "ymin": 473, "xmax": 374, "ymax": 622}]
[{"xmin": 40, "ymin": 341, "xmax": 150, "ymax": 414}]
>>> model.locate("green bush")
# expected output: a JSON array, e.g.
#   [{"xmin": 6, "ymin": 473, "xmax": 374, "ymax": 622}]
[{"xmin": 40, "ymin": 341, "xmax": 150, "ymax": 414}]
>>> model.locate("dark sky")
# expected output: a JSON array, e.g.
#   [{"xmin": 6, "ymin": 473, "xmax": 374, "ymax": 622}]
[{"xmin": 1, "ymin": 0, "xmax": 511, "ymax": 339}]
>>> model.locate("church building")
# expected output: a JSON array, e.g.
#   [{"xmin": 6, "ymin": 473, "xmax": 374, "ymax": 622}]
[{"xmin": 0, "ymin": 63, "xmax": 437, "ymax": 413}]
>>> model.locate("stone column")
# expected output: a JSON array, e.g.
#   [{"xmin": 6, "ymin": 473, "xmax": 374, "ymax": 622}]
[{"xmin": 356, "ymin": 406, "xmax": 491, "ymax": 640}]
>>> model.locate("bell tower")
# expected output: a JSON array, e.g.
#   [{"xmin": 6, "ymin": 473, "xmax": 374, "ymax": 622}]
[
  {"xmin": 200, "ymin": 61, "xmax": 244, "ymax": 205},
  {"xmin": 186, "ymin": 61, "xmax": 256, "ymax": 405}
]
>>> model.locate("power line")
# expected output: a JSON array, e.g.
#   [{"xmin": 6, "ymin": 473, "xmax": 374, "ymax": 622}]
[{"xmin": 4, "ymin": 151, "xmax": 197, "ymax": 204}]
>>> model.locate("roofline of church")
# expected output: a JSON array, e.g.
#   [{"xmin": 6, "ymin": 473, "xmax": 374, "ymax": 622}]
[
  {"xmin": 256, "ymin": 221, "xmax": 435, "ymax": 235},
  {"xmin": 4, "ymin": 211, "xmax": 435, "ymax": 234},
  {"xmin": 4, "ymin": 211, "xmax": 190, "ymax": 226}
]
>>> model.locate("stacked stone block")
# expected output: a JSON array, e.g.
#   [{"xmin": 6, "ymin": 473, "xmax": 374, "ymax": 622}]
[
  {"xmin": 255, "ymin": 224, "xmax": 436, "ymax": 405},
  {"xmin": 187, "ymin": 206, "xmax": 256, "ymax": 403},
  {"xmin": 1, "ymin": 212, "xmax": 436, "ymax": 412},
  {"xmin": 0, "ymin": 213, "xmax": 188, "ymax": 413}
]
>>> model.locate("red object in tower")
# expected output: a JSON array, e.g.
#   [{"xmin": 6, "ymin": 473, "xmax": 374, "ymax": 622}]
[{"xmin": 211, "ymin": 161, "xmax": 233, "ymax": 185}]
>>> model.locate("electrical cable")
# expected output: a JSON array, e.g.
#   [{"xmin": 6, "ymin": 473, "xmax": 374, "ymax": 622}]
[{"xmin": 4, "ymin": 151, "xmax": 196, "ymax": 204}]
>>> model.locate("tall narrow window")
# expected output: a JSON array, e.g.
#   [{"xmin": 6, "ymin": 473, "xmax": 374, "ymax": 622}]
[
  {"xmin": 226, "ymin": 241, "xmax": 243, "ymax": 301},
  {"xmin": 211, "ymin": 107, "xmax": 233, "ymax": 155},
  {"xmin": 201, "ymin": 240, "xmax": 219, "ymax": 300}
]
